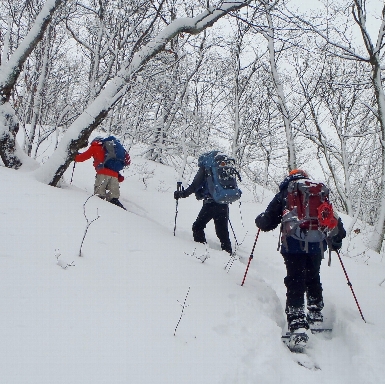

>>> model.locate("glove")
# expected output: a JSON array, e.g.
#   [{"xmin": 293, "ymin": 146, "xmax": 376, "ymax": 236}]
[
  {"xmin": 331, "ymin": 236, "xmax": 342, "ymax": 251},
  {"xmin": 255, "ymin": 214, "xmax": 268, "ymax": 231},
  {"xmin": 174, "ymin": 190, "xmax": 186, "ymax": 200},
  {"xmin": 118, "ymin": 174, "xmax": 124, "ymax": 182}
]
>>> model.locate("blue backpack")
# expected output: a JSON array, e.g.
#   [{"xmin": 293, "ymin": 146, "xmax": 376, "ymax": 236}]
[
  {"xmin": 100, "ymin": 136, "xmax": 129, "ymax": 172},
  {"xmin": 195, "ymin": 151, "xmax": 242, "ymax": 204}
]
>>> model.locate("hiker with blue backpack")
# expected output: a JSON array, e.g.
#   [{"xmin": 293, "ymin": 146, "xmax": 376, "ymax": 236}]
[
  {"xmin": 174, "ymin": 151, "xmax": 242, "ymax": 255},
  {"xmin": 75, "ymin": 136, "xmax": 130, "ymax": 209},
  {"xmin": 255, "ymin": 169, "xmax": 346, "ymax": 347}
]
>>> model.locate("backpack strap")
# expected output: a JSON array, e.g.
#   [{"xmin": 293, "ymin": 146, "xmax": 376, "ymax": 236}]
[
  {"xmin": 277, "ymin": 225, "xmax": 282, "ymax": 251},
  {"xmin": 102, "ymin": 140, "xmax": 116, "ymax": 165},
  {"xmin": 299, "ymin": 237, "xmax": 309, "ymax": 253},
  {"xmin": 233, "ymin": 168, "xmax": 242, "ymax": 182}
]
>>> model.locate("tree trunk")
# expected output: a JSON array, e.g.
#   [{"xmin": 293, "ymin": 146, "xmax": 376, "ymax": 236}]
[
  {"xmin": 26, "ymin": 27, "xmax": 52, "ymax": 156},
  {"xmin": 369, "ymin": 62, "xmax": 385, "ymax": 252},
  {"xmin": 263, "ymin": 5, "xmax": 296, "ymax": 171},
  {"xmin": 0, "ymin": 104, "xmax": 22, "ymax": 168}
]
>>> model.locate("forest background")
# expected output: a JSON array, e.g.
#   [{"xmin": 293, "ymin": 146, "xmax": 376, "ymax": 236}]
[{"xmin": 1, "ymin": 0, "xmax": 385, "ymax": 255}]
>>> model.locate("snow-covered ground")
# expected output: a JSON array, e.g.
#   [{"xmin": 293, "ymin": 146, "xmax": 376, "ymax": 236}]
[{"xmin": 0, "ymin": 145, "xmax": 384, "ymax": 383}]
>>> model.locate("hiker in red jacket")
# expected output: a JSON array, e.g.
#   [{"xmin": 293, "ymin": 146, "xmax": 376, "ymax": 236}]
[{"xmin": 75, "ymin": 137, "xmax": 130, "ymax": 209}]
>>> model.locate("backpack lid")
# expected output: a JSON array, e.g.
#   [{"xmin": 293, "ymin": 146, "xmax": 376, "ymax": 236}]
[
  {"xmin": 214, "ymin": 153, "xmax": 235, "ymax": 167},
  {"xmin": 198, "ymin": 151, "xmax": 219, "ymax": 168},
  {"xmin": 102, "ymin": 135, "xmax": 118, "ymax": 142},
  {"xmin": 198, "ymin": 151, "xmax": 237, "ymax": 168}
]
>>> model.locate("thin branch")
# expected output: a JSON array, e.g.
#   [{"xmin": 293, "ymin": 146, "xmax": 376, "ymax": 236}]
[
  {"xmin": 174, "ymin": 287, "xmax": 190, "ymax": 336},
  {"xmin": 79, "ymin": 195, "xmax": 101, "ymax": 257}
]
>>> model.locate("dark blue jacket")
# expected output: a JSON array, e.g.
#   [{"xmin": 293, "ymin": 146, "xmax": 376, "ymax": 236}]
[
  {"xmin": 255, "ymin": 174, "xmax": 346, "ymax": 255},
  {"xmin": 181, "ymin": 167, "xmax": 215, "ymax": 203}
]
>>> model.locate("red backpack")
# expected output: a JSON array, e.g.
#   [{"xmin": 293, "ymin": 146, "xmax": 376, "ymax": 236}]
[{"xmin": 281, "ymin": 179, "xmax": 337, "ymax": 251}]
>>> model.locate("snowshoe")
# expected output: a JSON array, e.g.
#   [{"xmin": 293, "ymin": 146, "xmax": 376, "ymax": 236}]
[
  {"xmin": 310, "ymin": 328, "xmax": 332, "ymax": 335},
  {"xmin": 282, "ymin": 328, "xmax": 309, "ymax": 353}
]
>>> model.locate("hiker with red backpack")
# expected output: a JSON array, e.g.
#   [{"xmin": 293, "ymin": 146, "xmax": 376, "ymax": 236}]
[
  {"xmin": 255, "ymin": 169, "xmax": 346, "ymax": 345},
  {"xmin": 75, "ymin": 136, "xmax": 130, "ymax": 210}
]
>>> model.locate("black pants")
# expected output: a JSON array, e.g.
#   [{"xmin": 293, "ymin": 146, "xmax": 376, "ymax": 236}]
[
  {"xmin": 282, "ymin": 252, "xmax": 323, "ymax": 313},
  {"xmin": 192, "ymin": 201, "xmax": 232, "ymax": 254}
]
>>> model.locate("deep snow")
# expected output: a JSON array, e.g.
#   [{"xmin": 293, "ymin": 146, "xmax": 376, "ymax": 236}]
[{"xmin": 0, "ymin": 145, "xmax": 384, "ymax": 384}]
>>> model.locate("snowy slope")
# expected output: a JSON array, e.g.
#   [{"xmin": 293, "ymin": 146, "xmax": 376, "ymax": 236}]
[{"xmin": 0, "ymin": 148, "xmax": 384, "ymax": 384}]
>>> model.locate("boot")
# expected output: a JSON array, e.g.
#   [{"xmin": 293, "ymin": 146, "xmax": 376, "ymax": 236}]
[
  {"xmin": 109, "ymin": 198, "xmax": 126, "ymax": 210},
  {"xmin": 307, "ymin": 310, "xmax": 323, "ymax": 326},
  {"xmin": 286, "ymin": 306, "xmax": 309, "ymax": 333},
  {"xmin": 221, "ymin": 244, "xmax": 233, "ymax": 255},
  {"xmin": 307, "ymin": 298, "xmax": 324, "ymax": 326},
  {"xmin": 286, "ymin": 328, "xmax": 309, "ymax": 352},
  {"xmin": 192, "ymin": 228, "xmax": 207, "ymax": 244}
]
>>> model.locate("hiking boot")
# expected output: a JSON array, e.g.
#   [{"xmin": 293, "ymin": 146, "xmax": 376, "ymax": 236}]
[
  {"xmin": 307, "ymin": 310, "xmax": 323, "ymax": 326},
  {"xmin": 192, "ymin": 228, "xmax": 207, "ymax": 244},
  {"xmin": 109, "ymin": 198, "xmax": 126, "ymax": 210},
  {"xmin": 221, "ymin": 243, "xmax": 233, "ymax": 255},
  {"xmin": 306, "ymin": 297, "xmax": 324, "ymax": 327},
  {"xmin": 286, "ymin": 305, "xmax": 309, "ymax": 333},
  {"xmin": 307, "ymin": 297, "xmax": 324, "ymax": 312},
  {"xmin": 288, "ymin": 317, "xmax": 309, "ymax": 333}
]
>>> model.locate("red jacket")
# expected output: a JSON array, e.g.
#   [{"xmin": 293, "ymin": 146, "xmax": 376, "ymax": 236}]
[{"xmin": 75, "ymin": 141, "xmax": 126, "ymax": 180}]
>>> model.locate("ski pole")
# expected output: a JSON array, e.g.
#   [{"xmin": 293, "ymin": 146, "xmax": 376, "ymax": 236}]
[
  {"xmin": 335, "ymin": 248, "xmax": 366, "ymax": 323},
  {"xmin": 238, "ymin": 201, "xmax": 245, "ymax": 228},
  {"xmin": 241, "ymin": 228, "xmax": 261, "ymax": 286},
  {"xmin": 173, "ymin": 181, "xmax": 182, "ymax": 236},
  {"xmin": 229, "ymin": 218, "xmax": 239, "ymax": 247},
  {"xmin": 70, "ymin": 162, "xmax": 76, "ymax": 184}
]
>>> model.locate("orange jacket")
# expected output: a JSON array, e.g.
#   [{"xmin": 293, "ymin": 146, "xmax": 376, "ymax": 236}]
[{"xmin": 75, "ymin": 141, "xmax": 120, "ymax": 178}]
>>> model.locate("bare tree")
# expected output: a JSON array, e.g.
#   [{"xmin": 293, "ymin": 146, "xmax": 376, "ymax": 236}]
[
  {"xmin": 287, "ymin": 0, "xmax": 385, "ymax": 252},
  {"xmin": 0, "ymin": 0, "xmax": 66, "ymax": 168},
  {"xmin": 294, "ymin": 53, "xmax": 376, "ymax": 218},
  {"xmin": 23, "ymin": 25, "xmax": 52, "ymax": 156},
  {"xmin": 260, "ymin": 0, "xmax": 297, "ymax": 171}
]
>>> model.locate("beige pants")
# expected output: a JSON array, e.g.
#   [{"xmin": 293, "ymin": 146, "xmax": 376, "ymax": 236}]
[{"xmin": 94, "ymin": 174, "xmax": 120, "ymax": 200}]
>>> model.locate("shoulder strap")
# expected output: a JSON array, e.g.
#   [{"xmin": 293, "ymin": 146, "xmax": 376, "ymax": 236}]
[{"xmin": 102, "ymin": 139, "xmax": 116, "ymax": 164}]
